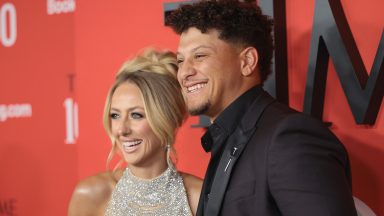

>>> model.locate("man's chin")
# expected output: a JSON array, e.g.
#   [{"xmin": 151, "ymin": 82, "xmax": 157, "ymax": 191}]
[{"xmin": 188, "ymin": 103, "xmax": 210, "ymax": 116}]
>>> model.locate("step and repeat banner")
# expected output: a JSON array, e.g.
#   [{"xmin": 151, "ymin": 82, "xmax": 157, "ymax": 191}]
[{"xmin": 0, "ymin": 0, "xmax": 383, "ymax": 215}]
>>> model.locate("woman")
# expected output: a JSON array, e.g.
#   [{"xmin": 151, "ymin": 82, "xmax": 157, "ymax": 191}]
[{"xmin": 68, "ymin": 49, "xmax": 202, "ymax": 216}]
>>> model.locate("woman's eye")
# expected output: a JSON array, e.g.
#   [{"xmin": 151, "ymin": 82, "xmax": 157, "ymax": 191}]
[
  {"xmin": 110, "ymin": 113, "xmax": 119, "ymax": 119},
  {"xmin": 131, "ymin": 112, "xmax": 143, "ymax": 119}
]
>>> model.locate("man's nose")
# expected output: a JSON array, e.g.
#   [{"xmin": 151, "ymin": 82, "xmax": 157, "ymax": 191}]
[{"xmin": 178, "ymin": 59, "xmax": 196, "ymax": 81}]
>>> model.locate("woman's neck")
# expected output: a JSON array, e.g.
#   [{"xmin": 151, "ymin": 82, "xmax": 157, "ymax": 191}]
[{"xmin": 128, "ymin": 160, "xmax": 168, "ymax": 180}]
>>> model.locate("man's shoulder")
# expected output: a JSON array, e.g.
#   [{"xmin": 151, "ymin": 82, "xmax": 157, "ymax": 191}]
[
  {"xmin": 247, "ymin": 97, "xmax": 331, "ymax": 137},
  {"xmin": 250, "ymin": 98, "xmax": 298, "ymax": 123}
]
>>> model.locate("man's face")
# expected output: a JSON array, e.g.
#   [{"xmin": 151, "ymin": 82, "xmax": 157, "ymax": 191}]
[{"xmin": 176, "ymin": 27, "xmax": 245, "ymax": 120}]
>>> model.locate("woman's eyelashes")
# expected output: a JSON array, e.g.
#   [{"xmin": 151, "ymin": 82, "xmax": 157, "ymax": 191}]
[
  {"xmin": 110, "ymin": 112, "xmax": 142, "ymax": 119},
  {"xmin": 130, "ymin": 112, "xmax": 144, "ymax": 119},
  {"xmin": 110, "ymin": 112, "xmax": 119, "ymax": 119}
]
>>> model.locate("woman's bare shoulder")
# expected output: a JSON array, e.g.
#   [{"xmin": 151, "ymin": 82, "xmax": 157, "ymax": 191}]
[
  {"xmin": 68, "ymin": 170, "xmax": 123, "ymax": 216},
  {"xmin": 180, "ymin": 172, "xmax": 203, "ymax": 216},
  {"xmin": 180, "ymin": 172, "xmax": 203, "ymax": 190}
]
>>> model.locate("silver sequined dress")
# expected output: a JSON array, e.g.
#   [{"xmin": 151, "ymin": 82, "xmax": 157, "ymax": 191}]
[{"xmin": 105, "ymin": 167, "xmax": 192, "ymax": 216}]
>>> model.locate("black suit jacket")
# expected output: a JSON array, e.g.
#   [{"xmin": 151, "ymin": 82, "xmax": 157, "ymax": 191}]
[{"xmin": 198, "ymin": 90, "xmax": 357, "ymax": 216}]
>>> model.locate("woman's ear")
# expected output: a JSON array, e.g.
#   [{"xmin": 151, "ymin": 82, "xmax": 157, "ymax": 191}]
[{"xmin": 240, "ymin": 47, "xmax": 258, "ymax": 77}]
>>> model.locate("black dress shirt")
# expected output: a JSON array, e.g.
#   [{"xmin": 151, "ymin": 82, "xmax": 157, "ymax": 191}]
[{"xmin": 198, "ymin": 86, "xmax": 263, "ymax": 214}]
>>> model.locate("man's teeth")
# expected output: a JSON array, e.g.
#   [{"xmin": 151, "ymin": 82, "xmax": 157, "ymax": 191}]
[
  {"xmin": 187, "ymin": 83, "xmax": 207, "ymax": 93},
  {"xmin": 122, "ymin": 140, "xmax": 142, "ymax": 147}
]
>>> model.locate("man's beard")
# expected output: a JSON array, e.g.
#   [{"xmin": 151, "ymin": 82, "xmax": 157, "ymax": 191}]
[{"xmin": 188, "ymin": 100, "xmax": 210, "ymax": 116}]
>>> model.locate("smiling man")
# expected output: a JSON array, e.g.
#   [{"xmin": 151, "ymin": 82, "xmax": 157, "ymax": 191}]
[
  {"xmin": 167, "ymin": 1, "xmax": 358, "ymax": 216},
  {"xmin": 176, "ymin": 27, "xmax": 257, "ymax": 119}
]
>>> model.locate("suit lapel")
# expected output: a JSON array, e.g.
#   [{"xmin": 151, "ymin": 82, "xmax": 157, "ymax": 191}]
[{"xmin": 203, "ymin": 91, "xmax": 275, "ymax": 216}]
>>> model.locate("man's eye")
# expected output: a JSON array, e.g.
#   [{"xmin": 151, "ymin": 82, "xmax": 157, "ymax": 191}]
[
  {"xmin": 110, "ymin": 113, "xmax": 119, "ymax": 119},
  {"xmin": 177, "ymin": 59, "xmax": 184, "ymax": 65},
  {"xmin": 195, "ymin": 54, "xmax": 207, "ymax": 60},
  {"xmin": 131, "ymin": 112, "xmax": 143, "ymax": 119}
]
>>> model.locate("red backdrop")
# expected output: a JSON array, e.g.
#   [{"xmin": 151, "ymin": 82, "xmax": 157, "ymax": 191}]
[{"xmin": 0, "ymin": 0, "xmax": 383, "ymax": 215}]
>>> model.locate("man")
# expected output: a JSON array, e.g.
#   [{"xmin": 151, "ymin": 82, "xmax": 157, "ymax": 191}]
[{"xmin": 167, "ymin": 0, "xmax": 358, "ymax": 216}]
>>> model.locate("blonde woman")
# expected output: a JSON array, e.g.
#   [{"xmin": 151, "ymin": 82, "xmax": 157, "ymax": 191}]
[{"xmin": 68, "ymin": 49, "xmax": 202, "ymax": 216}]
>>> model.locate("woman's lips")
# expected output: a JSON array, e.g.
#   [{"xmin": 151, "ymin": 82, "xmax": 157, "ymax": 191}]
[{"xmin": 122, "ymin": 140, "xmax": 142, "ymax": 153}]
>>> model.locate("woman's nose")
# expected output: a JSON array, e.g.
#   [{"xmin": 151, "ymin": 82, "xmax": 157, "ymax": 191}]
[{"xmin": 117, "ymin": 120, "xmax": 131, "ymax": 136}]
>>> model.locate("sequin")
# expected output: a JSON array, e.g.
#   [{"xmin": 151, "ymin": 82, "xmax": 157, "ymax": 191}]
[{"xmin": 105, "ymin": 167, "xmax": 192, "ymax": 216}]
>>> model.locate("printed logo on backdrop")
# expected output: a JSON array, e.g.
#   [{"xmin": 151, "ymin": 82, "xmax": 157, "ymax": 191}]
[
  {"xmin": 64, "ymin": 73, "xmax": 79, "ymax": 144},
  {"xmin": 64, "ymin": 97, "xmax": 78, "ymax": 144},
  {"xmin": 0, "ymin": 104, "xmax": 32, "ymax": 122},
  {"xmin": 47, "ymin": 0, "xmax": 76, "ymax": 15},
  {"xmin": 0, "ymin": 2, "xmax": 17, "ymax": 47},
  {"xmin": 0, "ymin": 199, "xmax": 17, "ymax": 216}
]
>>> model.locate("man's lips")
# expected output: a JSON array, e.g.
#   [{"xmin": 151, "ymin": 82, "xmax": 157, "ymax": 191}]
[{"xmin": 186, "ymin": 82, "xmax": 207, "ymax": 93}]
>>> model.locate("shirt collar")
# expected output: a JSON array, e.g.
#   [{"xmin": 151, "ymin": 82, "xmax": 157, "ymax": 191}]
[
  {"xmin": 201, "ymin": 85, "xmax": 263, "ymax": 152},
  {"xmin": 215, "ymin": 85, "xmax": 263, "ymax": 134}
]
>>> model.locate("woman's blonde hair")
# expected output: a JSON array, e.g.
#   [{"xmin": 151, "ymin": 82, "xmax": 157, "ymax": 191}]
[{"xmin": 103, "ymin": 48, "xmax": 187, "ymax": 170}]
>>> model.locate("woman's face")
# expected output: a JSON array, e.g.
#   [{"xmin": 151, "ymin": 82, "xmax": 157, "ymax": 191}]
[{"xmin": 110, "ymin": 82, "xmax": 165, "ymax": 168}]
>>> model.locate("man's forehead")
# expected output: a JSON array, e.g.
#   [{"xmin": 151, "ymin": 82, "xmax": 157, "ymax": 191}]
[
  {"xmin": 177, "ymin": 28, "xmax": 222, "ymax": 53},
  {"xmin": 180, "ymin": 27, "xmax": 220, "ymax": 39}
]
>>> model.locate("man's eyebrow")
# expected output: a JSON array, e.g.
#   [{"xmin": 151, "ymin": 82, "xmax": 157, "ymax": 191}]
[
  {"xmin": 191, "ymin": 45, "xmax": 215, "ymax": 52},
  {"xmin": 177, "ymin": 45, "xmax": 216, "ymax": 56}
]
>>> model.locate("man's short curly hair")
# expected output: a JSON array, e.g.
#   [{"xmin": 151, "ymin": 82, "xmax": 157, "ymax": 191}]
[{"xmin": 166, "ymin": 0, "xmax": 274, "ymax": 83}]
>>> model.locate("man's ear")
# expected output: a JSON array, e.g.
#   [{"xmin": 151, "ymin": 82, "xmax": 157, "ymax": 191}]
[{"xmin": 240, "ymin": 47, "xmax": 258, "ymax": 77}]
